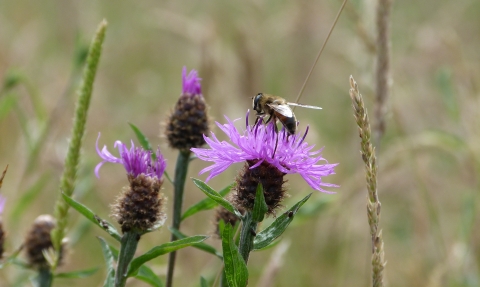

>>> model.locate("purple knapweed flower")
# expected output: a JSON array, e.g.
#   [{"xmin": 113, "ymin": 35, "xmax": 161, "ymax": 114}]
[
  {"xmin": 191, "ymin": 111, "xmax": 338, "ymax": 193},
  {"xmin": 95, "ymin": 133, "xmax": 167, "ymax": 233},
  {"xmin": 182, "ymin": 66, "xmax": 202, "ymax": 96},
  {"xmin": 95, "ymin": 133, "xmax": 166, "ymax": 179}
]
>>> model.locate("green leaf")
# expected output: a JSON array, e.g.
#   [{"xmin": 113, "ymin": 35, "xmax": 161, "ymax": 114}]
[
  {"xmin": 253, "ymin": 193, "xmax": 312, "ymax": 250},
  {"xmin": 97, "ymin": 237, "xmax": 115, "ymax": 287},
  {"xmin": 129, "ymin": 122, "xmax": 155, "ymax": 159},
  {"xmin": 127, "ymin": 235, "xmax": 208, "ymax": 277},
  {"xmin": 169, "ymin": 228, "xmax": 222, "ymax": 259},
  {"xmin": 200, "ymin": 277, "xmax": 208, "ymax": 287},
  {"xmin": 135, "ymin": 265, "xmax": 164, "ymax": 287},
  {"xmin": 107, "ymin": 244, "xmax": 163, "ymax": 287},
  {"xmin": 192, "ymin": 178, "xmax": 242, "ymax": 219},
  {"xmin": 55, "ymin": 267, "xmax": 99, "ymax": 279},
  {"xmin": 62, "ymin": 193, "xmax": 121, "ymax": 242},
  {"xmin": 182, "ymin": 183, "xmax": 234, "ymax": 221},
  {"xmin": 222, "ymin": 224, "xmax": 248, "ymax": 287},
  {"xmin": 252, "ymin": 183, "xmax": 268, "ymax": 223}
]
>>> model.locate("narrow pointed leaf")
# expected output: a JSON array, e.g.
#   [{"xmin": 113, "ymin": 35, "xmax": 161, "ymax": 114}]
[
  {"xmin": 192, "ymin": 178, "xmax": 242, "ymax": 219},
  {"xmin": 129, "ymin": 122, "xmax": 155, "ymax": 159},
  {"xmin": 135, "ymin": 265, "xmax": 164, "ymax": 287},
  {"xmin": 128, "ymin": 123, "xmax": 173, "ymax": 186},
  {"xmin": 222, "ymin": 224, "xmax": 248, "ymax": 287},
  {"xmin": 252, "ymin": 183, "xmax": 267, "ymax": 223},
  {"xmin": 55, "ymin": 267, "xmax": 99, "ymax": 279},
  {"xmin": 253, "ymin": 193, "xmax": 312, "ymax": 250},
  {"xmin": 97, "ymin": 237, "xmax": 115, "ymax": 287},
  {"xmin": 169, "ymin": 228, "xmax": 222, "ymax": 259},
  {"xmin": 182, "ymin": 183, "xmax": 234, "ymax": 221},
  {"xmin": 127, "ymin": 235, "xmax": 208, "ymax": 277},
  {"xmin": 62, "ymin": 193, "xmax": 121, "ymax": 241}
]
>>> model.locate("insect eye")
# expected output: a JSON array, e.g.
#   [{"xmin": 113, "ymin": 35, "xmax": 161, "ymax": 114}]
[{"xmin": 253, "ymin": 94, "xmax": 262, "ymax": 109}]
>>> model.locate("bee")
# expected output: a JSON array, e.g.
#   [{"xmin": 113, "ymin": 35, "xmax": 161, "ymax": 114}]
[{"xmin": 252, "ymin": 93, "xmax": 322, "ymax": 135}]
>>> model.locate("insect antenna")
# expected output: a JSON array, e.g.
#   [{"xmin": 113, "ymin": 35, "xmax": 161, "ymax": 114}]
[{"xmin": 292, "ymin": 0, "xmax": 348, "ymax": 111}]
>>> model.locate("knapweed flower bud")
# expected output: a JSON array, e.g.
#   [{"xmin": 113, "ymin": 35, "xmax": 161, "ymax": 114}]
[
  {"xmin": 192, "ymin": 111, "xmax": 338, "ymax": 214},
  {"xmin": 25, "ymin": 215, "xmax": 64, "ymax": 269},
  {"xmin": 0, "ymin": 195, "xmax": 6, "ymax": 259},
  {"xmin": 165, "ymin": 67, "xmax": 209, "ymax": 152},
  {"xmin": 96, "ymin": 134, "xmax": 167, "ymax": 233}
]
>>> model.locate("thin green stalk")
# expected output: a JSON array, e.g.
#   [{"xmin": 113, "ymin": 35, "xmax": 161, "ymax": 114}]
[
  {"xmin": 166, "ymin": 150, "xmax": 191, "ymax": 287},
  {"xmin": 238, "ymin": 212, "xmax": 258, "ymax": 264},
  {"xmin": 35, "ymin": 267, "xmax": 53, "ymax": 287},
  {"xmin": 115, "ymin": 231, "xmax": 140, "ymax": 287},
  {"xmin": 50, "ymin": 19, "xmax": 107, "ymax": 270}
]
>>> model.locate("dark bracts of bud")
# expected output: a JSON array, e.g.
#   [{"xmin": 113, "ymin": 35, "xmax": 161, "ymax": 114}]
[
  {"xmin": 25, "ymin": 215, "xmax": 64, "ymax": 269},
  {"xmin": 213, "ymin": 200, "xmax": 245, "ymax": 237},
  {"xmin": 112, "ymin": 174, "xmax": 166, "ymax": 234},
  {"xmin": 234, "ymin": 160, "xmax": 287, "ymax": 215},
  {"xmin": 165, "ymin": 94, "xmax": 209, "ymax": 152}
]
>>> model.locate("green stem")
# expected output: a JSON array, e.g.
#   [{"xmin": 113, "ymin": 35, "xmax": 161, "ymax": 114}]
[
  {"xmin": 115, "ymin": 231, "xmax": 140, "ymax": 287},
  {"xmin": 238, "ymin": 212, "xmax": 258, "ymax": 263},
  {"xmin": 166, "ymin": 151, "xmax": 191, "ymax": 287},
  {"xmin": 36, "ymin": 267, "xmax": 53, "ymax": 287}
]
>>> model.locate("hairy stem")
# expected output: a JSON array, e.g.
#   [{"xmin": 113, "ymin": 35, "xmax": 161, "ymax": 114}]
[{"xmin": 115, "ymin": 231, "xmax": 140, "ymax": 287}]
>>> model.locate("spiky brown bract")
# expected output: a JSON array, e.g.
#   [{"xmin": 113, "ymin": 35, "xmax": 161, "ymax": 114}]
[
  {"xmin": 349, "ymin": 76, "xmax": 386, "ymax": 287},
  {"xmin": 234, "ymin": 160, "xmax": 287, "ymax": 215},
  {"xmin": 112, "ymin": 174, "xmax": 166, "ymax": 234},
  {"xmin": 25, "ymin": 215, "xmax": 64, "ymax": 269},
  {"xmin": 165, "ymin": 94, "xmax": 209, "ymax": 152}
]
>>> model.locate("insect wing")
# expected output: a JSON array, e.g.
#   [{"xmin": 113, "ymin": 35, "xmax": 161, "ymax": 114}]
[
  {"xmin": 267, "ymin": 103, "xmax": 294, "ymax": 118},
  {"xmin": 286, "ymin": 102, "xmax": 322, "ymax": 110}
]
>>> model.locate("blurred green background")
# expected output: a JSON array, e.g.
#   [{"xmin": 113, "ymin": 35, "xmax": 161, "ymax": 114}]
[{"xmin": 1, "ymin": 0, "xmax": 479, "ymax": 286}]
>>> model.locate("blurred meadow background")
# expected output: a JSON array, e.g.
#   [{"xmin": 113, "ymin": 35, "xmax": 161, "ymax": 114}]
[{"xmin": 1, "ymin": 0, "xmax": 479, "ymax": 286}]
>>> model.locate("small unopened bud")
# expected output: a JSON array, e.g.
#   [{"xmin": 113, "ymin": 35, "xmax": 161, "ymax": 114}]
[
  {"xmin": 213, "ymin": 198, "xmax": 245, "ymax": 237},
  {"xmin": 165, "ymin": 67, "xmax": 209, "ymax": 152},
  {"xmin": 25, "ymin": 215, "xmax": 64, "ymax": 269}
]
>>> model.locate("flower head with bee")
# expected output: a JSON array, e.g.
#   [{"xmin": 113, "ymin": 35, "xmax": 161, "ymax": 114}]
[{"xmin": 192, "ymin": 111, "xmax": 337, "ymax": 213}]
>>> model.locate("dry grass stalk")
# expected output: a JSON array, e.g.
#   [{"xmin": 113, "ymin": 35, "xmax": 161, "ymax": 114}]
[
  {"xmin": 374, "ymin": 0, "xmax": 393, "ymax": 145},
  {"xmin": 349, "ymin": 76, "xmax": 386, "ymax": 287}
]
